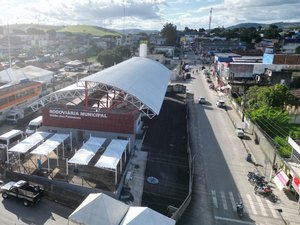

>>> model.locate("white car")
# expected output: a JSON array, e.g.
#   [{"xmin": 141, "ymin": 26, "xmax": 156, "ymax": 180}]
[{"xmin": 216, "ymin": 99, "xmax": 225, "ymax": 108}]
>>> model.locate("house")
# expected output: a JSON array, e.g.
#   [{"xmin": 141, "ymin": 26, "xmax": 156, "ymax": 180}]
[{"xmin": 281, "ymin": 38, "xmax": 300, "ymax": 54}]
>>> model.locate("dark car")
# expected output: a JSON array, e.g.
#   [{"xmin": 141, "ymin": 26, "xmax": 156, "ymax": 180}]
[{"xmin": 198, "ymin": 97, "xmax": 206, "ymax": 104}]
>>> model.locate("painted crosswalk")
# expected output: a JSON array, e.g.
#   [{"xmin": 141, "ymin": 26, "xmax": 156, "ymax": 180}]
[{"xmin": 211, "ymin": 190, "xmax": 280, "ymax": 218}]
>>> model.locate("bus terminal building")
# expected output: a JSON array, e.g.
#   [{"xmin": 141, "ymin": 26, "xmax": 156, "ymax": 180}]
[{"xmin": 32, "ymin": 57, "xmax": 171, "ymax": 150}]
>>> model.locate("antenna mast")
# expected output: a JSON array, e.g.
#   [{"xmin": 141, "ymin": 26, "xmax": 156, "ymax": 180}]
[
  {"xmin": 7, "ymin": 24, "xmax": 12, "ymax": 68},
  {"xmin": 123, "ymin": 0, "xmax": 126, "ymax": 44},
  {"xmin": 208, "ymin": 8, "xmax": 212, "ymax": 33}
]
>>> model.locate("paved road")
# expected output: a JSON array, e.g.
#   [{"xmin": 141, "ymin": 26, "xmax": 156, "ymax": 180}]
[
  {"xmin": 177, "ymin": 67, "xmax": 290, "ymax": 225},
  {"xmin": 0, "ymin": 197, "xmax": 72, "ymax": 225}
]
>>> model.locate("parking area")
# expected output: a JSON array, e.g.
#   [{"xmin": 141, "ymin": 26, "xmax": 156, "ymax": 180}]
[{"xmin": 141, "ymin": 92, "xmax": 189, "ymax": 215}]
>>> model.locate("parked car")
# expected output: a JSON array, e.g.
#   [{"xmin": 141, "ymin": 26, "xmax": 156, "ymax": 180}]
[
  {"xmin": 216, "ymin": 99, "xmax": 226, "ymax": 108},
  {"xmin": 1, "ymin": 180, "xmax": 43, "ymax": 206},
  {"xmin": 198, "ymin": 97, "xmax": 206, "ymax": 104},
  {"xmin": 235, "ymin": 127, "xmax": 245, "ymax": 138}
]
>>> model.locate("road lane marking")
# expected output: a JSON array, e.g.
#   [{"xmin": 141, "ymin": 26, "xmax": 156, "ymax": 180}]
[
  {"xmin": 254, "ymin": 195, "xmax": 268, "ymax": 216},
  {"xmin": 246, "ymin": 194, "xmax": 258, "ymax": 215},
  {"xmin": 265, "ymin": 198, "xmax": 279, "ymax": 218},
  {"xmin": 211, "ymin": 190, "xmax": 218, "ymax": 208},
  {"xmin": 220, "ymin": 191, "xmax": 228, "ymax": 210},
  {"xmin": 229, "ymin": 192, "xmax": 236, "ymax": 211},
  {"xmin": 215, "ymin": 216, "xmax": 256, "ymax": 224}
]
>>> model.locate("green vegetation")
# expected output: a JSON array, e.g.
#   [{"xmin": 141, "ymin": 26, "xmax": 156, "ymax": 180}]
[
  {"xmin": 161, "ymin": 23, "xmax": 177, "ymax": 46},
  {"xmin": 244, "ymin": 84, "xmax": 300, "ymax": 158},
  {"xmin": 57, "ymin": 25, "xmax": 121, "ymax": 37},
  {"xmin": 96, "ymin": 45, "xmax": 131, "ymax": 68}
]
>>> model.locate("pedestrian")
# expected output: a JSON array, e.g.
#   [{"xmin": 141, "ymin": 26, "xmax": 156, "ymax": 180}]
[{"xmin": 273, "ymin": 163, "xmax": 278, "ymax": 174}]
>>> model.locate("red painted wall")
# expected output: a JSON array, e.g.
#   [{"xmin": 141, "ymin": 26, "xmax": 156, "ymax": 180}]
[{"xmin": 42, "ymin": 107, "xmax": 135, "ymax": 134}]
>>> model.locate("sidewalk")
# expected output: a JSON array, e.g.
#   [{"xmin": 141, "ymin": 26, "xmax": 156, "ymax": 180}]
[{"xmin": 221, "ymin": 92, "xmax": 300, "ymax": 225}]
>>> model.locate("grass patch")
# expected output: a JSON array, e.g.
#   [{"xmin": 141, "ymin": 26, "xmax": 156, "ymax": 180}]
[{"xmin": 57, "ymin": 25, "xmax": 122, "ymax": 37}]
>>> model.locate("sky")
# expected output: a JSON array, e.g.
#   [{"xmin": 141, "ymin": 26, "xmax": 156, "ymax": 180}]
[{"xmin": 0, "ymin": 0, "xmax": 300, "ymax": 31}]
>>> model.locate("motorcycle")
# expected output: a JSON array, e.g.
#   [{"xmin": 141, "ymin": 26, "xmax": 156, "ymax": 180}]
[
  {"xmin": 236, "ymin": 201, "xmax": 244, "ymax": 218},
  {"xmin": 254, "ymin": 183, "xmax": 272, "ymax": 194},
  {"xmin": 254, "ymin": 184, "xmax": 278, "ymax": 203},
  {"xmin": 248, "ymin": 171, "xmax": 266, "ymax": 185}
]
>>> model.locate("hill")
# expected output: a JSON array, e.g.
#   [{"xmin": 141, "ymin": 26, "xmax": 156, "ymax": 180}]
[
  {"xmin": 113, "ymin": 28, "xmax": 158, "ymax": 35},
  {"xmin": 0, "ymin": 24, "xmax": 121, "ymax": 37},
  {"xmin": 58, "ymin": 25, "xmax": 122, "ymax": 37},
  {"xmin": 228, "ymin": 22, "xmax": 300, "ymax": 29}
]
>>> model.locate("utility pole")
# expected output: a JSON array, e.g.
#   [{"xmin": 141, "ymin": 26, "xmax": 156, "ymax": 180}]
[{"xmin": 208, "ymin": 8, "xmax": 212, "ymax": 34}]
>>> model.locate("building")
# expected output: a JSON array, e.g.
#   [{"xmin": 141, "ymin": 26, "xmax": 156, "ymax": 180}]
[
  {"xmin": 29, "ymin": 57, "xmax": 171, "ymax": 152},
  {"xmin": 0, "ymin": 80, "xmax": 42, "ymax": 121},
  {"xmin": 281, "ymin": 38, "xmax": 300, "ymax": 54}
]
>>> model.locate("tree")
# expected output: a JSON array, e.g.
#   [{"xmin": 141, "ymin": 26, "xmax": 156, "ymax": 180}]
[
  {"xmin": 295, "ymin": 46, "xmax": 300, "ymax": 54},
  {"xmin": 27, "ymin": 27, "xmax": 45, "ymax": 35},
  {"xmin": 239, "ymin": 27, "xmax": 262, "ymax": 44},
  {"xmin": 198, "ymin": 28, "xmax": 206, "ymax": 34},
  {"xmin": 113, "ymin": 45, "xmax": 131, "ymax": 59},
  {"xmin": 97, "ymin": 50, "xmax": 122, "ymax": 68},
  {"xmin": 263, "ymin": 24, "xmax": 281, "ymax": 39},
  {"xmin": 274, "ymin": 136, "xmax": 291, "ymax": 158},
  {"xmin": 246, "ymin": 84, "xmax": 291, "ymax": 110},
  {"xmin": 160, "ymin": 23, "xmax": 177, "ymax": 46}
]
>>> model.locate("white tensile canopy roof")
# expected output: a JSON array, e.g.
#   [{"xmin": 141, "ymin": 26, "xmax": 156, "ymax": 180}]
[
  {"xmin": 68, "ymin": 193, "xmax": 129, "ymax": 225},
  {"xmin": 8, "ymin": 132, "xmax": 51, "ymax": 154},
  {"xmin": 120, "ymin": 207, "xmax": 176, "ymax": 225},
  {"xmin": 29, "ymin": 57, "xmax": 171, "ymax": 119},
  {"xmin": 81, "ymin": 57, "xmax": 171, "ymax": 117},
  {"xmin": 68, "ymin": 137, "xmax": 106, "ymax": 165},
  {"xmin": 94, "ymin": 139, "xmax": 128, "ymax": 170},
  {"xmin": 30, "ymin": 133, "xmax": 69, "ymax": 156}
]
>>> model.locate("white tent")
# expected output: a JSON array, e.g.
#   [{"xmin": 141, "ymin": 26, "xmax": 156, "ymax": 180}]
[
  {"xmin": 0, "ymin": 68, "xmax": 26, "ymax": 84},
  {"xmin": 68, "ymin": 193, "xmax": 129, "ymax": 225},
  {"xmin": 94, "ymin": 139, "xmax": 129, "ymax": 170},
  {"xmin": 8, "ymin": 131, "xmax": 51, "ymax": 154},
  {"xmin": 31, "ymin": 133, "xmax": 69, "ymax": 156},
  {"xmin": 17, "ymin": 65, "xmax": 54, "ymax": 84},
  {"xmin": 30, "ymin": 133, "xmax": 70, "ymax": 171},
  {"xmin": 94, "ymin": 139, "xmax": 129, "ymax": 185},
  {"xmin": 68, "ymin": 137, "xmax": 106, "ymax": 165},
  {"xmin": 120, "ymin": 207, "xmax": 175, "ymax": 225}
]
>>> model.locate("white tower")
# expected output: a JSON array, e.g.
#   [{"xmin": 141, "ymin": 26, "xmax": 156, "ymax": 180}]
[
  {"xmin": 209, "ymin": 8, "xmax": 212, "ymax": 33},
  {"xmin": 139, "ymin": 43, "xmax": 147, "ymax": 58}
]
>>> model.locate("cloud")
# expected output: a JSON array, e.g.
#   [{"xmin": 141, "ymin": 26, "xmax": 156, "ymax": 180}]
[{"xmin": 0, "ymin": 0, "xmax": 299, "ymax": 30}]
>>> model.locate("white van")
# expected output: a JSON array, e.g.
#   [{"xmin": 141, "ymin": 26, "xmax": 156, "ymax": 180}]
[
  {"xmin": 25, "ymin": 116, "xmax": 43, "ymax": 135},
  {"xmin": 0, "ymin": 129, "xmax": 24, "ymax": 161}
]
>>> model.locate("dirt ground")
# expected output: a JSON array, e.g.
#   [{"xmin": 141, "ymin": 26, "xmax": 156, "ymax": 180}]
[{"xmin": 141, "ymin": 92, "xmax": 189, "ymax": 215}]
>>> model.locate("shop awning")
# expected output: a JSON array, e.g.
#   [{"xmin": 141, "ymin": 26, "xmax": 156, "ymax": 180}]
[
  {"xmin": 30, "ymin": 133, "xmax": 69, "ymax": 156},
  {"xmin": 94, "ymin": 139, "xmax": 128, "ymax": 170},
  {"xmin": 292, "ymin": 176, "xmax": 300, "ymax": 195},
  {"xmin": 272, "ymin": 170, "xmax": 289, "ymax": 190},
  {"xmin": 8, "ymin": 131, "xmax": 51, "ymax": 154},
  {"xmin": 68, "ymin": 137, "xmax": 106, "ymax": 165}
]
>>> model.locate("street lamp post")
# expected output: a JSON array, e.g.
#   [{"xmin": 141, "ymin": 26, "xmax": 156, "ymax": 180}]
[{"xmin": 276, "ymin": 209, "xmax": 289, "ymax": 225}]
